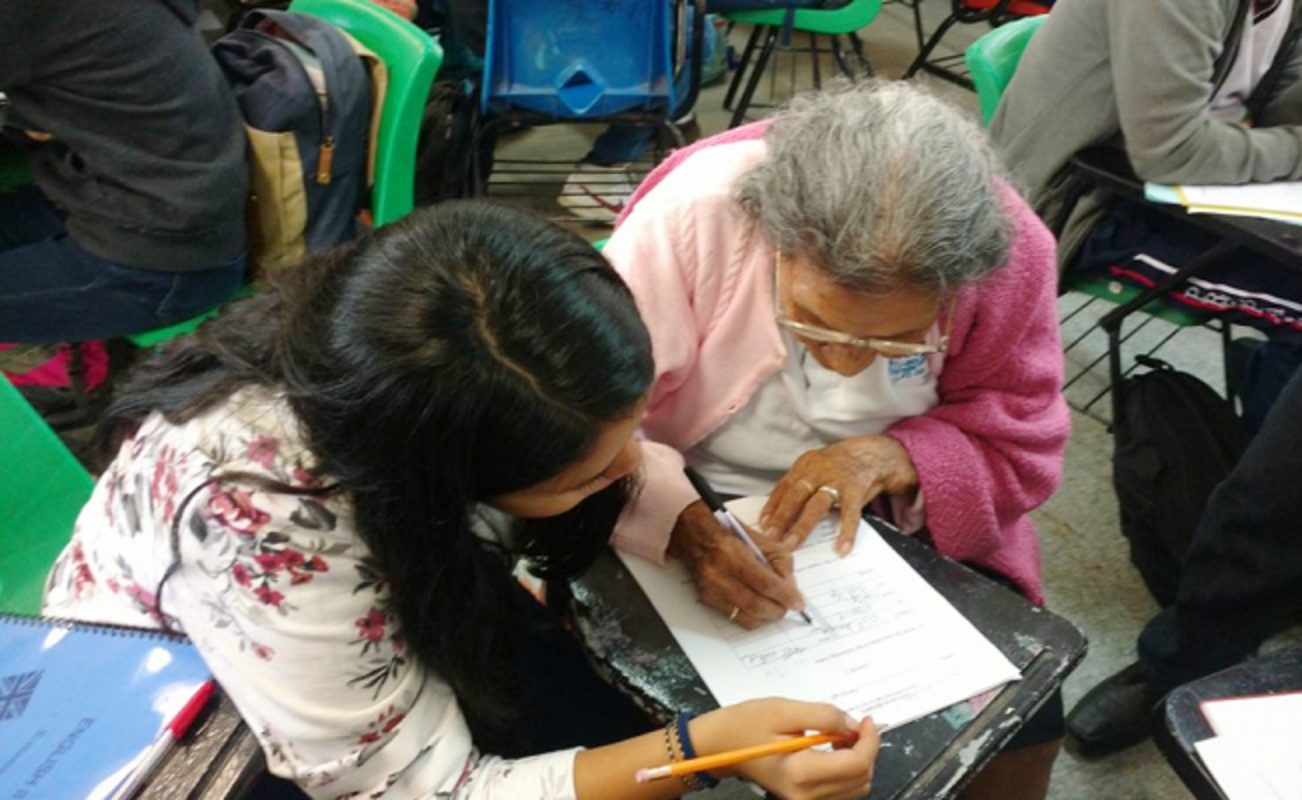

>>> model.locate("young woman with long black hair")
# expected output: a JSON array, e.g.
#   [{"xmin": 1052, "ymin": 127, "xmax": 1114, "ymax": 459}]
[{"xmin": 44, "ymin": 202, "xmax": 878, "ymax": 799}]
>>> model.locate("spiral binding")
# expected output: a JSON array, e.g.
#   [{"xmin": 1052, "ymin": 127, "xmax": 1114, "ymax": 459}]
[{"xmin": 0, "ymin": 612, "xmax": 193, "ymax": 642}]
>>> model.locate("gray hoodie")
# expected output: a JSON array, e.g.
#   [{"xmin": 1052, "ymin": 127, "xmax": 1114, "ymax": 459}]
[{"xmin": 991, "ymin": 0, "xmax": 1302, "ymax": 271}]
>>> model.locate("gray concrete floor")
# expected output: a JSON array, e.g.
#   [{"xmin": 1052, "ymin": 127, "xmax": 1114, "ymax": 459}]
[{"xmin": 486, "ymin": 3, "xmax": 1302, "ymax": 797}]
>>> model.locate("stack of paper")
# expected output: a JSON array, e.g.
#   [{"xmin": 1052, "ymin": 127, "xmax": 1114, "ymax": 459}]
[
  {"xmin": 1146, "ymin": 181, "xmax": 1302, "ymax": 226},
  {"xmin": 619, "ymin": 498, "xmax": 1020, "ymax": 731},
  {"xmin": 1193, "ymin": 692, "xmax": 1302, "ymax": 799}
]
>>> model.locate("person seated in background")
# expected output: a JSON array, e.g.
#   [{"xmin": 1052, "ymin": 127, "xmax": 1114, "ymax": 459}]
[
  {"xmin": 990, "ymin": 0, "xmax": 1302, "ymax": 756},
  {"xmin": 1071, "ymin": 364, "xmax": 1302, "ymax": 758},
  {"xmin": 0, "ymin": 0, "xmax": 247, "ymax": 344},
  {"xmin": 991, "ymin": 0, "xmax": 1302, "ymax": 430},
  {"xmin": 45, "ymin": 202, "xmax": 880, "ymax": 799},
  {"xmin": 602, "ymin": 82, "xmax": 1071, "ymax": 800}
]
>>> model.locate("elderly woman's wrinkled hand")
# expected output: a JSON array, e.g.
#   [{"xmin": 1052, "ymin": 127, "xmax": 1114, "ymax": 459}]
[
  {"xmin": 668, "ymin": 499, "xmax": 805, "ymax": 628},
  {"xmin": 760, "ymin": 436, "xmax": 919, "ymax": 555}
]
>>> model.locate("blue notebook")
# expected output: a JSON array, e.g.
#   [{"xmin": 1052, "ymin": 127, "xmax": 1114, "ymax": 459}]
[{"xmin": 0, "ymin": 614, "xmax": 211, "ymax": 800}]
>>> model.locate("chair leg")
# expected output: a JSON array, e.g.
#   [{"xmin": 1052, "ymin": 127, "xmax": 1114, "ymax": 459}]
[
  {"xmin": 848, "ymin": 31, "xmax": 874, "ymax": 78},
  {"xmin": 724, "ymin": 24, "xmax": 764, "ymax": 111},
  {"xmin": 656, "ymin": 118, "xmax": 686, "ymax": 150},
  {"xmin": 911, "ymin": 0, "xmax": 928, "ymax": 50},
  {"xmin": 1221, "ymin": 318, "xmax": 1236, "ymax": 409},
  {"xmin": 469, "ymin": 116, "xmax": 513, "ymax": 198},
  {"xmin": 810, "ymin": 34, "xmax": 822, "ymax": 90},
  {"xmin": 828, "ymin": 34, "xmax": 850, "ymax": 79},
  {"xmin": 730, "ymin": 26, "xmax": 779, "ymax": 129},
  {"xmin": 904, "ymin": 13, "xmax": 962, "ymax": 79}
]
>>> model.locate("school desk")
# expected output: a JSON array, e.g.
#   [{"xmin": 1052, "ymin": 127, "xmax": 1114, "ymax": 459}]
[
  {"xmin": 1154, "ymin": 646, "xmax": 1302, "ymax": 800},
  {"xmin": 566, "ymin": 517, "xmax": 1088, "ymax": 799}
]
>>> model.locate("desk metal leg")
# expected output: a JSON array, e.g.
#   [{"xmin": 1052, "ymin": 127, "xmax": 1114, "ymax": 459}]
[{"xmin": 1098, "ymin": 240, "xmax": 1240, "ymax": 427}]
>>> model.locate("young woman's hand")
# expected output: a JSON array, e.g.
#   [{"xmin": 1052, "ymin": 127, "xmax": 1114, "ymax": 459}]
[
  {"xmin": 693, "ymin": 698, "xmax": 880, "ymax": 800},
  {"xmin": 760, "ymin": 436, "xmax": 918, "ymax": 555},
  {"xmin": 668, "ymin": 500, "xmax": 804, "ymax": 629}
]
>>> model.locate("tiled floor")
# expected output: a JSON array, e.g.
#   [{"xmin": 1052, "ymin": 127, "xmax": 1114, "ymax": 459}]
[{"xmin": 484, "ymin": 3, "xmax": 1259, "ymax": 797}]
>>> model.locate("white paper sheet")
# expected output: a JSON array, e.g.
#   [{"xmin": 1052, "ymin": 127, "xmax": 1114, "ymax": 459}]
[
  {"xmin": 1194, "ymin": 735, "xmax": 1302, "ymax": 800},
  {"xmin": 619, "ymin": 502, "xmax": 1020, "ymax": 729},
  {"xmin": 1145, "ymin": 180, "xmax": 1302, "ymax": 226},
  {"xmin": 1201, "ymin": 691, "xmax": 1302, "ymax": 739}
]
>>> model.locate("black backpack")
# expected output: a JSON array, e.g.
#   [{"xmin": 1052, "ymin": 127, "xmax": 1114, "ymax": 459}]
[
  {"xmin": 1112, "ymin": 356, "xmax": 1252, "ymax": 606},
  {"xmin": 413, "ymin": 79, "xmax": 477, "ymax": 204}
]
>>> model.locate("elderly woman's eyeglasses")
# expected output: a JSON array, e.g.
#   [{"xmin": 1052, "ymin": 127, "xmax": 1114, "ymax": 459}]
[{"xmin": 773, "ymin": 252, "xmax": 954, "ymax": 358}]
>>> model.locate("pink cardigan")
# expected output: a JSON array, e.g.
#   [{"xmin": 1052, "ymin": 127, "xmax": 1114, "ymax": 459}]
[{"xmin": 605, "ymin": 126, "xmax": 1069, "ymax": 605}]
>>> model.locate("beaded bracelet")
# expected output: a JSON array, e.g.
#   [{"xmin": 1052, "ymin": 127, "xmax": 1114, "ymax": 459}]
[
  {"xmin": 675, "ymin": 712, "xmax": 720, "ymax": 790},
  {"xmin": 664, "ymin": 718, "xmax": 707, "ymax": 792}
]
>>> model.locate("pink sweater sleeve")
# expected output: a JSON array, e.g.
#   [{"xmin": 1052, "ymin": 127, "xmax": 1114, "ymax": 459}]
[
  {"xmin": 604, "ymin": 198, "xmax": 710, "ymax": 561},
  {"xmin": 885, "ymin": 185, "xmax": 1070, "ymax": 586}
]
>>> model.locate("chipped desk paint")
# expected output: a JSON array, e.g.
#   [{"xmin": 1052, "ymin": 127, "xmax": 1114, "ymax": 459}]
[{"xmin": 569, "ymin": 519, "xmax": 1087, "ymax": 799}]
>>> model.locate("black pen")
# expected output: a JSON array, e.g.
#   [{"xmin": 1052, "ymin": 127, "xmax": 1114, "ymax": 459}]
[{"xmin": 683, "ymin": 466, "xmax": 813, "ymax": 625}]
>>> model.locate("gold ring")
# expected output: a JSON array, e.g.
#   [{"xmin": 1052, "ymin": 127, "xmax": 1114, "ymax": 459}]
[
  {"xmin": 817, "ymin": 485, "xmax": 841, "ymax": 505},
  {"xmin": 728, "ymin": 606, "xmax": 741, "ymax": 622}
]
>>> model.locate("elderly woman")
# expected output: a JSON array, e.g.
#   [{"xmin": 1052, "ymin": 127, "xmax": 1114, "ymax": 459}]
[{"xmin": 604, "ymin": 82, "xmax": 1070, "ymax": 800}]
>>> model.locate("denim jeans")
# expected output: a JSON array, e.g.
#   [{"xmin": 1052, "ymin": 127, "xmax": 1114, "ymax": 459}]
[{"xmin": 0, "ymin": 185, "xmax": 245, "ymax": 344}]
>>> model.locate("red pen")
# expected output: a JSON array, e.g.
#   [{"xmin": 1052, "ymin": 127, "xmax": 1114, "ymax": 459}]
[{"xmin": 109, "ymin": 679, "xmax": 216, "ymax": 800}]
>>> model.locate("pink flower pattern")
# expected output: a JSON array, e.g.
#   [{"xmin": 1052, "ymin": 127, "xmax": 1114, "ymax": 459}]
[
  {"xmin": 43, "ymin": 406, "xmax": 553, "ymax": 798},
  {"xmin": 247, "ymin": 436, "xmax": 278, "ymax": 470},
  {"xmin": 207, "ymin": 487, "xmax": 271, "ymax": 536}
]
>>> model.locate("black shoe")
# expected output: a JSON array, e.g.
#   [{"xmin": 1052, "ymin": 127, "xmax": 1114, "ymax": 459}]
[{"xmin": 1065, "ymin": 662, "xmax": 1164, "ymax": 757}]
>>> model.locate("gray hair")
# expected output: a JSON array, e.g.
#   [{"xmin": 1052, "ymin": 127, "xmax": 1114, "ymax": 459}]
[{"xmin": 734, "ymin": 80, "xmax": 1010, "ymax": 298}]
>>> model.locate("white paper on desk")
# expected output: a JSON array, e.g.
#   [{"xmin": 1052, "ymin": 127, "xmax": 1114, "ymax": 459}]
[
  {"xmin": 619, "ymin": 499, "xmax": 1020, "ymax": 730},
  {"xmin": 1146, "ymin": 180, "xmax": 1302, "ymax": 225},
  {"xmin": 1186, "ymin": 205, "xmax": 1302, "ymax": 227},
  {"xmin": 1194, "ymin": 735, "xmax": 1302, "ymax": 800},
  {"xmin": 1201, "ymin": 691, "xmax": 1302, "ymax": 739}
]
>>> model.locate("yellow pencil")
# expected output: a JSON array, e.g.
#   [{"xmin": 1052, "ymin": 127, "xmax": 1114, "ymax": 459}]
[{"xmin": 634, "ymin": 732, "xmax": 857, "ymax": 783}]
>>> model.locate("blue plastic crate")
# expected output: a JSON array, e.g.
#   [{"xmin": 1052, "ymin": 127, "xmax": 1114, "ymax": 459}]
[{"xmin": 482, "ymin": 0, "xmax": 676, "ymax": 119}]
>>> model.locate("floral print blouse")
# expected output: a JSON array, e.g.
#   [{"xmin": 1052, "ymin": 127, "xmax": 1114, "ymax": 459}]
[{"xmin": 44, "ymin": 388, "xmax": 579, "ymax": 799}]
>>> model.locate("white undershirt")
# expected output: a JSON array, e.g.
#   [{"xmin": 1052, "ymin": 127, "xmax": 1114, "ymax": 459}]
[
  {"xmin": 686, "ymin": 330, "xmax": 942, "ymax": 499},
  {"xmin": 1210, "ymin": 0, "xmax": 1294, "ymax": 120}
]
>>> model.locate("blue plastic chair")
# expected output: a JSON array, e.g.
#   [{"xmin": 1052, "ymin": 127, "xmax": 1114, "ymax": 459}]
[
  {"xmin": 473, "ymin": 0, "xmax": 705, "ymax": 197},
  {"xmin": 482, "ymin": 0, "xmax": 677, "ymax": 118}
]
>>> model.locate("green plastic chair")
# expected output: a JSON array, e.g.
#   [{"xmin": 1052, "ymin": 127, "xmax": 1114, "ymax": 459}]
[
  {"xmin": 964, "ymin": 14, "xmax": 1045, "ymax": 126},
  {"xmin": 723, "ymin": 0, "xmax": 883, "ymax": 128},
  {"xmin": 0, "ymin": 375, "xmax": 95, "ymax": 616},
  {"xmin": 126, "ymin": 0, "xmax": 442, "ymax": 349},
  {"xmin": 725, "ymin": 0, "xmax": 883, "ymax": 35}
]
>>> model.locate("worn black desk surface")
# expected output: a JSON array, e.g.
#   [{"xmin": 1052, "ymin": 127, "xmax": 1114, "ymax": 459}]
[
  {"xmin": 1153, "ymin": 647, "xmax": 1302, "ymax": 800},
  {"xmin": 569, "ymin": 520, "xmax": 1087, "ymax": 800},
  {"xmin": 1071, "ymin": 148, "xmax": 1302, "ymax": 267},
  {"xmin": 138, "ymin": 690, "xmax": 264, "ymax": 800}
]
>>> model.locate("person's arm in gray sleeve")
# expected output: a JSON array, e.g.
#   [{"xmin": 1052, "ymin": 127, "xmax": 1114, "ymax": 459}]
[{"xmin": 1109, "ymin": 0, "xmax": 1302, "ymax": 184}]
